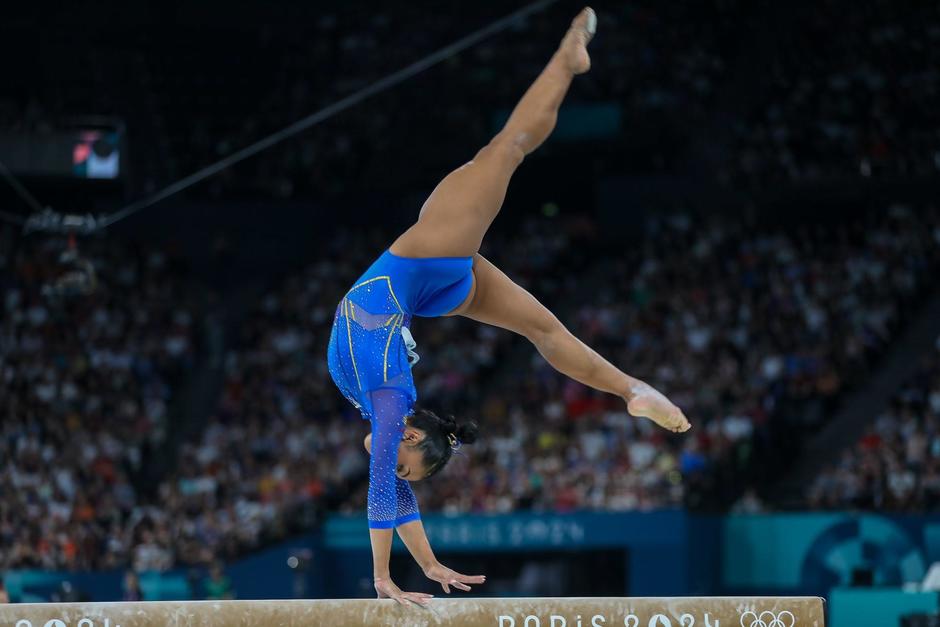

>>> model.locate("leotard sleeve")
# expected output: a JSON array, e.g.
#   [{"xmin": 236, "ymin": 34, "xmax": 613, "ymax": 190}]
[
  {"xmin": 365, "ymin": 387, "xmax": 420, "ymax": 528},
  {"xmin": 394, "ymin": 477, "xmax": 420, "ymax": 526}
]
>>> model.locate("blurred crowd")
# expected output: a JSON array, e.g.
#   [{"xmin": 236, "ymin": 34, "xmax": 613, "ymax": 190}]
[
  {"xmin": 411, "ymin": 205, "xmax": 940, "ymax": 511},
  {"xmin": 4, "ymin": 1, "xmax": 938, "ymax": 198},
  {"xmin": 0, "ymin": 235, "xmax": 196, "ymax": 571},
  {"xmin": 2, "ymin": 202, "xmax": 938, "ymax": 571},
  {"xmin": 727, "ymin": 1, "xmax": 940, "ymax": 186},
  {"xmin": 4, "ymin": 2, "xmax": 940, "ymax": 552},
  {"xmin": 2, "ymin": 0, "xmax": 940, "ymax": 575},
  {"xmin": 0, "ymin": 0, "xmax": 734, "ymax": 197},
  {"xmin": 170, "ymin": 203, "xmax": 940, "ymax": 549},
  {"xmin": 136, "ymin": 0, "xmax": 736, "ymax": 198},
  {"xmin": 809, "ymin": 335, "xmax": 940, "ymax": 510}
]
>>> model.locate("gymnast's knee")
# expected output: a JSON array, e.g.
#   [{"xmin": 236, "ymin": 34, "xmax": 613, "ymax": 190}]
[
  {"xmin": 526, "ymin": 316, "xmax": 565, "ymax": 353},
  {"xmin": 478, "ymin": 133, "xmax": 527, "ymax": 168}
]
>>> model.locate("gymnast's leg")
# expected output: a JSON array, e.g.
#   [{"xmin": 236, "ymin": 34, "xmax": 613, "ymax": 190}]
[
  {"xmin": 388, "ymin": 8, "xmax": 689, "ymax": 433},
  {"xmin": 390, "ymin": 7, "xmax": 597, "ymax": 259},
  {"xmin": 461, "ymin": 255, "xmax": 691, "ymax": 433}
]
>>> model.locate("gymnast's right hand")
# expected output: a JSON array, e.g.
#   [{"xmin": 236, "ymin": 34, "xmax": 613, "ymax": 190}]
[{"xmin": 374, "ymin": 576, "xmax": 434, "ymax": 607}]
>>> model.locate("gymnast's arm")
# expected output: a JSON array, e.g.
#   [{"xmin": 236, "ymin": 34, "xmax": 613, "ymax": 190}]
[
  {"xmin": 363, "ymin": 400, "xmax": 485, "ymax": 595},
  {"xmin": 396, "ymin": 519, "xmax": 486, "ymax": 593},
  {"xmin": 365, "ymin": 387, "xmax": 433, "ymax": 606}
]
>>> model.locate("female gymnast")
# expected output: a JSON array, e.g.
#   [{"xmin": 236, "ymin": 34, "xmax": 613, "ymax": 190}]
[{"xmin": 326, "ymin": 7, "xmax": 690, "ymax": 606}]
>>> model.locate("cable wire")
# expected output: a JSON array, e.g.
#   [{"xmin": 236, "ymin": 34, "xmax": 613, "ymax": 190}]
[
  {"xmin": 0, "ymin": 160, "xmax": 44, "ymax": 213},
  {"xmin": 98, "ymin": 0, "xmax": 561, "ymax": 229}
]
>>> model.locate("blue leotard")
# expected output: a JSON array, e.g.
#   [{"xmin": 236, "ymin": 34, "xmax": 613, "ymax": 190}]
[{"xmin": 327, "ymin": 249, "xmax": 474, "ymax": 529}]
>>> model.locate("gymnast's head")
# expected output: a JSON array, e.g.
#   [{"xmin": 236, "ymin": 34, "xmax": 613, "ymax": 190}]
[{"xmin": 363, "ymin": 408, "xmax": 479, "ymax": 481}]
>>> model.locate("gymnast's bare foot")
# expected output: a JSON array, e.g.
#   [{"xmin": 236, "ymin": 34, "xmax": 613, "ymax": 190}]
[
  {"xmin": 625, "ymin": 380, "xmax": 692, "ymax": 433},
  {"xmin": 560, "ymin": 7, "xmax": 596, "ymax": 75}
]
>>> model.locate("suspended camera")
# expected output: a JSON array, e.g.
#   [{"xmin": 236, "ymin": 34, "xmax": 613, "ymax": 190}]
[
  {"xmin": 0, "ymin": 162, "xmax": 104, "ymax": 302},
  {"xmin": 22, "ymin": 209, "xmax": 104, "ymax": 302},
  {"xmin": 41, "ymin": 245, "xmax": 98, "ymax": 301}
]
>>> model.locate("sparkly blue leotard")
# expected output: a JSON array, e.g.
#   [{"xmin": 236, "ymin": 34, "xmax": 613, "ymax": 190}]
[{"xmin": 327, "ymin": 249, "xmax": 474, "ymax": 529}]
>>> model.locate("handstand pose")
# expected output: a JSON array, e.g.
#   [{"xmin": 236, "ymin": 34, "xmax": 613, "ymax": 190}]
[{"xmin": 326, "ymin": 7, "xmax": 690, "ymax": 606}]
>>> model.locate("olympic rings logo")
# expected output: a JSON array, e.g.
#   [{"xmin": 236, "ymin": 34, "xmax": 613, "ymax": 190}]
[{"xmin": 739, "ymin": 611, "xmax": 795, "ymax": 627}]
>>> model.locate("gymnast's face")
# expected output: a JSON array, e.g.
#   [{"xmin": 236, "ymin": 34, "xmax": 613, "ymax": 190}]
[{"xmin": 363, "ymin": 427, "xmax": 429, "ymax": 481}]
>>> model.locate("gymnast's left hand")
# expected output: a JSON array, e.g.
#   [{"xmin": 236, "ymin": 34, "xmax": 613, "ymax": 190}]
[
  {"xmin": 374, "ymin": 576, "xmax": 434, "ymax": 607},
  {"xmin": 423, "ymin": 562, "xmax": 486, "ymax": 593}
]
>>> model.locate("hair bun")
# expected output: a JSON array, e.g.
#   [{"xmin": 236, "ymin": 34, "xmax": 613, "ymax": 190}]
[
  {"xmin": 455, "ymin": 420, "xmax": 479, "ymax": 445},
  {"xmin": 439, "ymin": 414, "xmax": 458, "ymax": 433}
]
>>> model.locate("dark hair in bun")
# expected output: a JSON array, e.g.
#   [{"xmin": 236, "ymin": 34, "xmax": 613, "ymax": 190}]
[{"xmin": 407, "ymin": 407, "xmax": 479, "ymax": 478}]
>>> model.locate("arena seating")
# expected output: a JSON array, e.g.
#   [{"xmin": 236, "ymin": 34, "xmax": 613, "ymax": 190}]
[
  {"xmin": 2, "ymin": 0, "xmax": 940, "ymax": 575},
  {"xmin": 808, "ymin": 333, "xmax": 940, "ymax": 510},
  {"xmin": 1, "ymin": 236, "xmax": 197, "ymax": 570}
]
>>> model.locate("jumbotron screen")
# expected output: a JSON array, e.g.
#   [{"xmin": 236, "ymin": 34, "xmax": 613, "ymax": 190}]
[
  {"xmin": 71, "ymin": 129, "xmax": 121, "ymax": 179},
  {"xmin": 0, "ymin": 122, "xmax": 123, "ymax": 180}
]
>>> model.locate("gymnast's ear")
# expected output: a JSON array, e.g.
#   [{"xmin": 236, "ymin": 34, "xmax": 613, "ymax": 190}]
[
  {"xmin": 363, "ymin": 433, "xmax": 372, "ymax": 454},
  {"xmin": 402, "ymin": 426, "xmax": 425, "ymax": 443}
]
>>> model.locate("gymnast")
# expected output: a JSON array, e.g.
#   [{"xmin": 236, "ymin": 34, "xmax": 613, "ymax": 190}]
[{"xmin": 326, "ymin": 7, "xmax": 690, "ymax": 606}]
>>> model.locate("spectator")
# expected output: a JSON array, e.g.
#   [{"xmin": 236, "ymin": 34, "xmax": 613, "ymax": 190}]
[
  {"xmin": 203, "ymin": 563, "xmax": 235, "ymax": 601},
  {"xmin": 122, "ymin": 571, "xmax": 142, "ymax": 602},
  {"xmin": 731, "ymin": 489, "xmax": 766, "ymax": 514}
]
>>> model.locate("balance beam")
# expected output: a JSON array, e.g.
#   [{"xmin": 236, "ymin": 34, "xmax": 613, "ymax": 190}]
[{"xmin": 0, "ymin": 597, "xmax": 825, "ymax": 627}]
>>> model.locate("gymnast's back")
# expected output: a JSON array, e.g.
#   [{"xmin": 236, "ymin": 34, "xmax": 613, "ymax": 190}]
[{"xmin": 326, "ymin": 247, "xmax": 473, "ymax": 416}]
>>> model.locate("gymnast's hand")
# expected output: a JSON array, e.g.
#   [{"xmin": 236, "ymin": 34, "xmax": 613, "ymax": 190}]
[
  {"xmin": 423, "ymin": 561, "xmax": 486, "ymax": 594},
  {"xmin": 625, "ymin": 379, "xmax": 691, "ymax": 433},
  {"xmin": 374, "ymin": 576, "xmax": 434, "ymax": 607}
]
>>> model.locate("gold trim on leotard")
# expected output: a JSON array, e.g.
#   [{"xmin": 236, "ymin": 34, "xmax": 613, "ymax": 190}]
[
  {"xmin": 343, "ymin": 298, "xmax": 363, "ymax": 391},
  {"xmin": 343, "ymin": 276, "xmax": 407, "ymax": 388},
  {"xmin": 382, "ymin": 313, "xmax": 404, "ymax": 382},
  {"xmin": 350, "ymin": 276, "xmax": 404, "ymax": 315}
]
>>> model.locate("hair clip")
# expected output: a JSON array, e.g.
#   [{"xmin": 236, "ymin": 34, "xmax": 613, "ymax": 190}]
[{"xmin": 447, "ymin": 432, "xmax": 460, "ymax": 450}]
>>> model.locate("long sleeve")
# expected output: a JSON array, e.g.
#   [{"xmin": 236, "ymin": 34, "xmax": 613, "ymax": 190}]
[
  {"xmin": 394, "ymin": 477, "xmax": 421, "ymax": 526},
  {"xmin": 365, "ymin": 387, "xmax": 420, "ymax": 529}
]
